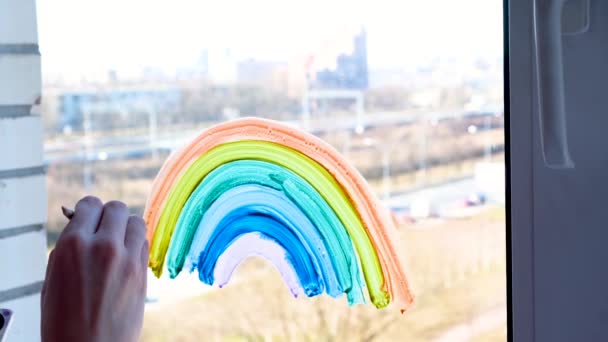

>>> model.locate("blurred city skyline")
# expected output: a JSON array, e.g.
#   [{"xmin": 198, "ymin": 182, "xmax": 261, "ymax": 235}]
[{"xmin": 36, "ymin": 0, "xmax": 502, "ymax": 84}]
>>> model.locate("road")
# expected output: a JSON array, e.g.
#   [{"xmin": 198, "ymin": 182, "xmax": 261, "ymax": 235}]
[{"xmin": 385, "ymin": 177, "xmax": 477, "ymax": 212}]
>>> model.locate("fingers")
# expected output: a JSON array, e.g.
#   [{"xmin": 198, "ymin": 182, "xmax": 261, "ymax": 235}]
[
  {"xmin": 141, "ymin": 240, "xmax": 149, "ymax": 270},
  {"xmin": 125, "ymin": 215, "xmax": 146, "ymax": 253},
  {"xmin": 60, "ymin": 196, "xmax": 103, "ymax": 237},
  {"xmin": 96, "ymin": 201, "xmax": 130, "ymax": 241},
  {"xmin": 140, "ymin": 240, "xmax": 149, "ymax": 292}
]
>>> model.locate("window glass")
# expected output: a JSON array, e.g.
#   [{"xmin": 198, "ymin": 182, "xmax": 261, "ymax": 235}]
[{"xmin": 39, "ymin": 0, "xmax": 506, "ymax": 340}]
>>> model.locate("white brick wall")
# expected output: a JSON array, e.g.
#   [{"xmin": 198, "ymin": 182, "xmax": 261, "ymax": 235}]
[
  {"xmin": 0, "ymin": 0, "xmax": 38, "ymax": 44},
  {"xmin": 0, "ymin": 54, "xmax": 41, "ymax": 106},
  {"xmin": 0, "ymin": 295, "xmax": 41, "ymax": 341},
  {"xmin": 0, "ymin": 175, "xmax": 47, "ymax": 230},
  {"xmin": 0, "ymin": 0, "xmax": 45, "ymax": 341},
  {"xmin": 0, "ymin": 231, "xmax": 46, "ymax": 292},
  {"xmin": 0, "ymin": 117, "xmax": 43, "ymax": 171}
]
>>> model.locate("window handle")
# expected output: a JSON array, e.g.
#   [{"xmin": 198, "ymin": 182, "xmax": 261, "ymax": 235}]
[{"xmin": 533, "ymin": 0, "xmax": 575, "ymax": 168}]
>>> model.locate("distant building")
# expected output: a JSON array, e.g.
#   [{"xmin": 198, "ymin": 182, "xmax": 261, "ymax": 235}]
[
  {"xmin": 52, "ymin": 85, "xmax": 181, "ymax": 131},
  {"xmin": 315, "ymin": 28, "xmax": 369, "ymax": 90}
]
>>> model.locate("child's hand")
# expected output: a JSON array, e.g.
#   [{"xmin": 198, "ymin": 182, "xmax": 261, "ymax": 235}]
[{"xmin": 41, "ymin": 196, "xmax": 148, "ymax": 342}]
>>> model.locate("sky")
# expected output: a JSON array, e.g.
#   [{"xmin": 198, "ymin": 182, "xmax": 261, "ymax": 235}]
[{"xmin": 36, "ymin": 0, "xmax": 503, "ymax": 82}]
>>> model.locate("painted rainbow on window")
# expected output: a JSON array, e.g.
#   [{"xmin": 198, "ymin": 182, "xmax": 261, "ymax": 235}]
[{"xmin": 144, "ymin": 117, "xmax": 414, "ymax": 311}]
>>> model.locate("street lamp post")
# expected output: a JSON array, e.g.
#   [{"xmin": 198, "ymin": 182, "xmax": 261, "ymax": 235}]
[
  {"xmin": 82, "ymin": 105, "xmax": 93, "ymax": 190},
  {"xmin": 419, "ymin": 116, "xmax": 428, "ymax": 186},
  {"xmin": 484, "ymin": 114, "xmax": 492, "ymax": 162},
  {"xmin": 132, "ymin": 101, "xmax": 159, "ymax": 160},
  {"xmin": 301, "ymin": 91, "xmax": 311, "ymax": 131},
  {"xmin": 362, "ymin": 126, "xmax": 410, "ymax": 200}
]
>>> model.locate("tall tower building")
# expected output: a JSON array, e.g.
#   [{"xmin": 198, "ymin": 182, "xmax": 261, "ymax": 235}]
[
  {"xmin": 352, "ymin": 27, "xmax": 369, "ymax": 89},
  {"xmin": 315, "ymin": 27, "xmax": 369, "ymax": 90}
]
